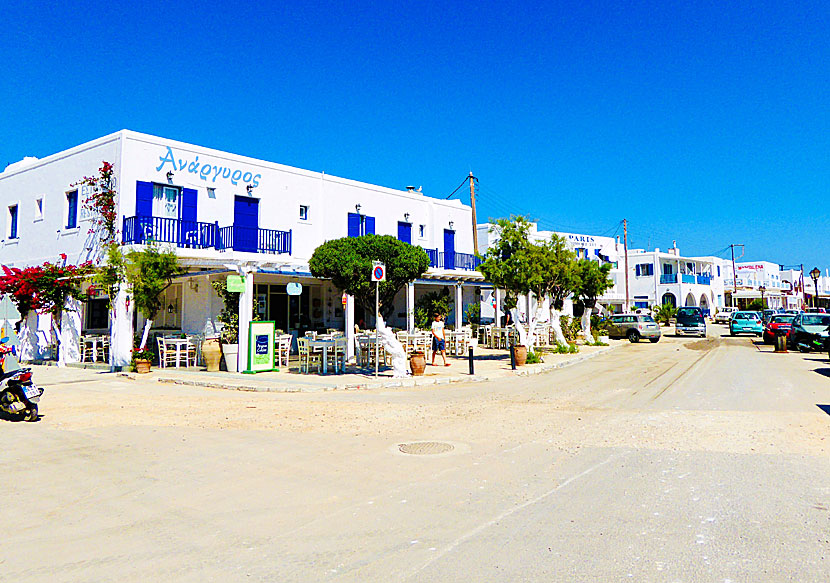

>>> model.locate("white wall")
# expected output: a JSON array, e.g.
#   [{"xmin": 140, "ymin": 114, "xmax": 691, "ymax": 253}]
[{"xmin": 0, "ymin": 134, "xmax": 122, "ymax": 268}]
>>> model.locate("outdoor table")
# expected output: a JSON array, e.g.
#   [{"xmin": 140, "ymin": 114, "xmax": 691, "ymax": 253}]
[
  {"xmin": 309, "ymin": 338, "xmax": 341, "ymax": 374},
  {"xmin": 163, "ymin": 337, "xmax": 192, "ymax": 368}
]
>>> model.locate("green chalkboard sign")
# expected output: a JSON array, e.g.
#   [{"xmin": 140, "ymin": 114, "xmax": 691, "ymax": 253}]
[{"xmin": 246, "ymin": 320, "xmax": 275, "ymax": 373}]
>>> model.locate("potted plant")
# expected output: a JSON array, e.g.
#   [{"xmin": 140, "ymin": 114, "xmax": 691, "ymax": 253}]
[
  {"xmin": 409, "ymin": 350, "xmax": 426, "ymax": 376},
  {"xmin": 132, "ymin": 347, "xmax": 154, "ymax": 373},
  {"xmin": 512, "ymin": 342, "xmax": 528, "ymax": 366}
]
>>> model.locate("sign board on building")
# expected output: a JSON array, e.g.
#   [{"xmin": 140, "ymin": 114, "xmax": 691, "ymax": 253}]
[
  {"xmin": 226, "ymin": 275, "xmax": 245, "ymax": 293},
  {"xmin": 371, "ymin": 261, "xmax": 386, "ymax": 282},
  {"xmin": 246, "ymin": 320, "xmax": 275, "ymax": 373},
  {"xmin": 287, "ymin": 282, "xmax": 303, "ymax": 296}
]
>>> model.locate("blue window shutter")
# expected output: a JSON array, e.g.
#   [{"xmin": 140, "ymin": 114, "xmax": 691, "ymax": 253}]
[
  {"xmin": 364, "ymin": 215, "xmax": 375, "ymax": 235},
  {"xmin": 635, "ymin": 265, "xmax": 641, "ymax": 276},
  {"xmin": 347, "ymin": 213, "xmax": 361, "ymax": 237},
  {"xmin": 67, "ymin": 191, "xmax": 78, "ymax": 229},
  {"xmin": 181, "ymin": 188, "xmax": 197, "ymax": 222},
  {"xmin": 397, "ymin": 221, "xmax": 411, "ymax": 244},
  {"xmin": 717, "ymin": 266, "xmax": 721, "ymax": 277},
  {"xmin": 136, "ymin": 181, "xmax": 153, "ymax": 217}
]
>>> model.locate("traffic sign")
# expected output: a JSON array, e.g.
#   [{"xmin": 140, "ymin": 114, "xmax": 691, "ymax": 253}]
[{"xmin": 371, "ymin": 261, "xmax": 386, "ymax": 282}]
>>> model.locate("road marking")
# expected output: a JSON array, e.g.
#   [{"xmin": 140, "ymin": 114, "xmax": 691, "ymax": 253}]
[{"xmin": 407, "ymin": 452, "xmax": 620, "ymax": 579}]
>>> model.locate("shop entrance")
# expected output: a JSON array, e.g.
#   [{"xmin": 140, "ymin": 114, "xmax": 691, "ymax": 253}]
[{"xmin": 256, "ymin": 283, "xmax": 315, "ymax": 334}]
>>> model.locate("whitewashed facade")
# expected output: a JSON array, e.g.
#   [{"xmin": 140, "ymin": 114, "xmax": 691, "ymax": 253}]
[{"xmin": 0, "ymin": 130, "xmax": 484, "ymax": 368}]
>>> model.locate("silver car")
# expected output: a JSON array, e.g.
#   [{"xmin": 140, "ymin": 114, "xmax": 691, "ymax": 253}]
[{"xmin": 606, "ymin": 314, "xmax": 661, "ymax": 343}]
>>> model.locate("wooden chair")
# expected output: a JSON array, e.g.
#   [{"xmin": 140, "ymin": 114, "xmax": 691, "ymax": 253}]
[
  {"xmin": 156, "ymin": 337, "xmax": 177, "ymax": 368},
  {"xmin": 275, "ymin": 334, "xmax": 292, "ymax": 367},
  {"xmin": 297, "ymin": 337, "xmax": 322, "ymax": 374},
  {"xmin": 96, "ymin": 336, "xmax": 110, "ymax": 363},
  {"xmin": 79, "ymin": 336, "xmax": 95, "ymax": 363}
]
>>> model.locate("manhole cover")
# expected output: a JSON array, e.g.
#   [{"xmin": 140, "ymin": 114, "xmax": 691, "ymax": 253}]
[{"xmin": 398, "ymin": 441, "xmax": 455, "ymax": 455}]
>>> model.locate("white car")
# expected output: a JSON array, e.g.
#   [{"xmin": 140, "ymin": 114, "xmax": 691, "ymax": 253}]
[{"xmin": 713, "ymin": 307, "xmax": 738, "ymax": 324}]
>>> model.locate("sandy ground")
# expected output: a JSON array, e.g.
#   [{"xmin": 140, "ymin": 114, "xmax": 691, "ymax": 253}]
[{"xmin": 2, "ymin": 328, "xmax": 828, "ymax": 581}]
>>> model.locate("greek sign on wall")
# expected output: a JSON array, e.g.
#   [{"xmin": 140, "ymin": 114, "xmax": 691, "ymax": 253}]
[{"xmin": 155, "ymin": 146, "xmax": 262, "ymax": 188}]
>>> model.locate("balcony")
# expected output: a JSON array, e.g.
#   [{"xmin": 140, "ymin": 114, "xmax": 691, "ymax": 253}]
[
  {"xmin": 681, "ymin": 274, "xmax": 696, "ymax": 284},
  {"xmin": 123, "ymin": 216, "xmax": 291, "ymax": 254},
  {"xmin": 422, "ymin": 248, "xmax": 482, "ymax": 271},
  {"xmin": 660, "ymin": 273, "xmax": 677, "ymax": 284},
  {"xmin": 123, "ymin": 216, "xmax": 217, "ymax": 248},
  {"xmin": 696, "ymin": 274, "xmax": 711, "ymax": 285},
  {"xmin": 216, "ymin": 226, "xmax": 292, "ymax": 255}
]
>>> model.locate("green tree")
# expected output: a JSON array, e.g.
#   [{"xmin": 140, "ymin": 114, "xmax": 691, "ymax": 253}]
[
  {"xmin": 573, "ymin": 260, "xmax": 614, "ymax": 342},
  {"xmin": 309, "ymin": 235, "xmax": 430, "ymax": 320},
  {"xmin": 478, "ymin": 216, "xmax": 556, "ymax": 348},
  {"xmin": 654, "ymin": 303, "xmax": 677, "ymax": 326},
  {"xmin": 414, "ymin": 287, "xmax": 453, "ymax": 329},
  {"xmin": 125, "ymin": 244, "xmax": 184, "ymax": 349},
  {"xmin": 538, "ymin": 233, "xmax": 580, "ymax": 345}
]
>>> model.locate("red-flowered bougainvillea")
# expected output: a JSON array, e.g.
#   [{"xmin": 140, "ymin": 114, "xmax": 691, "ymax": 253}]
[{"xmin": 72, "ymin": 161, "xmax": 118, "ymax": 245}]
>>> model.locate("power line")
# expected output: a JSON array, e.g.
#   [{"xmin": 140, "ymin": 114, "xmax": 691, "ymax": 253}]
[{"xmin": 443, "ymin": 177, "xmax": 470, "ymax": 200}]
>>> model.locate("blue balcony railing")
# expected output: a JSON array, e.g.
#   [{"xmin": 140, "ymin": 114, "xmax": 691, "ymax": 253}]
[
  {"xmin": 660, "ymin": 273, "xmax": 678, "ymax": 284},
  {"xmin": 123, "ymin": 216, "xmax": 291, "ymax": 255},
  {"xmin": 421, "ymin": 248, "xmax": 481, "ymax": 271},
  {"xmin": 123, "ymin": 216, "xmax": 217, "ymax": 248},
  {"xmin": 696, "ymin": 274, "xmax": 711, "ymax": 285},
  {"xmin": 216, "ymin": 226, "xmax": 292, "ymax": 254},
  {"xmin": 681, "ymin": 274, "xmax": 696, "ymax": 284}
]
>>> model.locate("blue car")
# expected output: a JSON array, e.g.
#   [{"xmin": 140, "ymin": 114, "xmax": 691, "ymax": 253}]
[{"xmin": 729, "ymin": 311, "xmax": 763, "ymax": 336}]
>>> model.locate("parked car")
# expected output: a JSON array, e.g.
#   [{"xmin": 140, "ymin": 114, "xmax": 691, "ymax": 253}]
[
  {"xmin": 606, "ymin": 314, "xmax": 661, "ymax": 343},
  {"xmin": 676, "ymin": 307, "xmax": 706, "ymax": 337},
  {"xmin": 762, "ymin": 314, "xmax": 795, "ymax": 344},
  {"xmin": 713, "ymin": 307, "xmax": 738, "ymax": 324},
  {"xmin": 787, "ymin": 313, "xmax": 830, "ymax": 352},
  {"xmin": 729, "ymin": 311, "xmax": 763, "ymax": 336},
  {"xmin": 761, "ymin": 309, "xmax": 782, "ymax": 325}
]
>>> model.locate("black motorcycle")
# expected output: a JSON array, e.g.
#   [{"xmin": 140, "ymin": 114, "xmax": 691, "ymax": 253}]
[{"xmin": 0, "ymin": 337, "xmax": 42, "ymax": 422}]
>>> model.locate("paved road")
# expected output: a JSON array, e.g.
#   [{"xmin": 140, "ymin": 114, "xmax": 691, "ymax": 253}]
[{"xmin": 2, "ymin": 328, "xmax": 828, "ymax": 582}]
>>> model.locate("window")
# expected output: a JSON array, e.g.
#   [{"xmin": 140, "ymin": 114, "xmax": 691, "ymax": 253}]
[
  {"xmin": 206, "ymin": 187, "xmax": 216, "ymax": 199},
  {"xmin": 35, "ymin": 198, "xmax": 43, "ymax": 221},
  {"xmin": 66, "ymin": 190, "xmax": 78, "ymax": 229},
  {"xmin": 717, "ymin": 265, "xmax": 721, "ymax": 277},
  {"xmin": 299, "ymin": 205, "xmax": 309, "ymax": 221},
  {"xmin": 635, "ymin": 263, "xmax": 653, "ymax": 276},
  {"xmin": 418, "ymin": 224, "xmax": 425, "ymax": 238},
  {"xmin": 85, "ymin": 298, "xmax": 109, "ymax": 329},
  {"xmin": 153, "ymin": 184, "xmax": 180, "ymax": 219},
  {"xmin": 8, "ymin": 204, "xmax": 18, "ymax": 239}
]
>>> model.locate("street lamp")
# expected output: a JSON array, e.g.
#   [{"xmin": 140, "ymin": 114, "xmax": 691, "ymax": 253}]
[
  {"xmin": 759, "ymin": 285, "xmax": 766, "ymax": 309},
  {"xmin": 810, "ymin": 267, "xmax": 821, "ymax": 308}
]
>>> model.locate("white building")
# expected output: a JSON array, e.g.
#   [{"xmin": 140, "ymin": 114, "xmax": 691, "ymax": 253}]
[
  {"xmin": 0, "ymin": 130, "xmax": 484, "ymax": 367},
  {"xmin": 721, "ymin": 261, "xmax": 787, "ymax": 309},
  {"xmin": 626, "ymin": 243, "xmax": 719, "ymax": 315}
]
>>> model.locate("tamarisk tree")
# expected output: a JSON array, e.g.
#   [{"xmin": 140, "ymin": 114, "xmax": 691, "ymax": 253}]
[{"xmin": 573, "ymin": 259, "xmax": 613, "ymax": 343}]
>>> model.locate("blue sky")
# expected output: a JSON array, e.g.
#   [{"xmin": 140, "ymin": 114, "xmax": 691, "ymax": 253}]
[{"xmin": 2, "ymin": 1, "xmax": 828, "ymax": 272}]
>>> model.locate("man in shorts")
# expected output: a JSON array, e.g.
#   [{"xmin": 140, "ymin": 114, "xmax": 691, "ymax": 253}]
[{"xmin": 431, "ymin": 314, "xmax": 450, "ymax": 366}]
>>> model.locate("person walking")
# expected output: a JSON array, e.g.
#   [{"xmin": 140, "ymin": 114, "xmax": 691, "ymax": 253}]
[{"xmin": 431, "ymin": 313, "xmax": 450, "ymax": 366}]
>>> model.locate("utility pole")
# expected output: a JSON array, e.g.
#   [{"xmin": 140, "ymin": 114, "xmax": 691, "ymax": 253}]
[
  {"xmin": 623, "ymin": 219, "xmax": 629, "ymax": 312},
  {"xmin": 730, "ymin": 244, "xmax": 744, "ymax": 307},
  {"xmin": 469, "ymin": 172, "xmax": 479, "ymax": 255}
]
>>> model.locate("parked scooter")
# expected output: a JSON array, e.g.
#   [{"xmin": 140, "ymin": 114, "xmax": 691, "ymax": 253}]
[{"xmin": 0, "ymin": 337, "xmax": 42, "ymax": 422}]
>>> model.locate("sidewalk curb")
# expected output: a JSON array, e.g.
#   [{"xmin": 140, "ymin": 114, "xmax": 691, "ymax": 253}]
[{"xmin": 154, "ymin": 343, "xmax": 623, "ymax": 393}]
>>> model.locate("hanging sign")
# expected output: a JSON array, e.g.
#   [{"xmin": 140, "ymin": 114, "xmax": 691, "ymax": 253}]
[
  {"xmin": 371, "ymin": 261, "xmax": 386, "ymax": 282},
  {"xmin": 246, "ymin": 320, "xmax": 275, "ymax": 373},
  {"xmin": 341, "ymin": 292, "xmax": 347, "ymax": 306},
  {"xmin": 287, "ymin": 282, "xmax": 303, "ymax": 296},
  {"xmin": 226, "ymin": 275, "xmax": 245, "ymax": 293}
]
